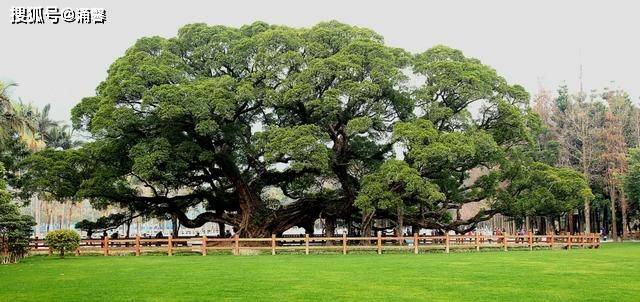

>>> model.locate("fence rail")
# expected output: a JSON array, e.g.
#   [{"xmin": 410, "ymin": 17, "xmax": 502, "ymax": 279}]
[{"xmin": 29, "ymin": 232, "xmax": 601, "ymax": 256}]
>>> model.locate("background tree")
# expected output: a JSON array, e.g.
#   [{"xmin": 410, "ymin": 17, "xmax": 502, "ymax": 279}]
[
  {"xmin": 532, "ymin": 84, "xmax": 625, "ymax": 234},
  {"xmin": 1, "ymin": 80, "xmax": 82, "ymax": 237},
  {"xmin": 498, "ymin": 161, "xmax": 592, "ymax": 227},
  {"xmin": 0, "ymin": 162, "xmax": 35, "ymax": 264},
  {"xmin": 623, "ymin": 148, "xmax": 640, "ymax": 231},
  {"xmin": 561, "ymin": 92, "xmax": 604, "ymax": 233},
  {"xmin": 531, "ymin": 86, "xmax": 561, "ymax": 166},
  {"xmin": 0, "ymin": 81, "xmax": 38, "ymax": 149},
  {"xmin": 602, "ymin": 89, "xmax": 633, "ymax": 239},
  {"xmin": 602, "ymin": 111, "xmax": 627, "ymax": 241},
  {"xmin": 381, "ymin": 46, "xmax": 541, "ymax": 234}
]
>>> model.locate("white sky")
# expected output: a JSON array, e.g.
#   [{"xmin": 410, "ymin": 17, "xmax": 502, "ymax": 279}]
[{"xmin": 2, "ymin": 0, "xmax": 639, "ymax": 123}]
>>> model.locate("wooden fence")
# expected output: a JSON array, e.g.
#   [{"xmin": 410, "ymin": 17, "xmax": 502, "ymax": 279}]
[
  {"xmin": 29, "ymin": 232, "xmax": 600, "ymax": 256},
  {"xmin": 628, "ymin": 231, "xmax": 640, "ymax": 240}
]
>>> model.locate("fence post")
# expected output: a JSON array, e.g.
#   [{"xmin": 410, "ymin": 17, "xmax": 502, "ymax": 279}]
[
  {"xmin": 475, "ymin": 232, "xmax": 480, "ymax": 252},
  {"xmin": 577, "ymin": 234, "xmax": 581, "ymax": 248},
  {"xmin": 271, "ymin": 234, "xmax": 276, "ymax": 255},
  {"xmin": 201, "ymin": 236, "xmax": 207, "ymax": 256},
  {"xmin": 580, "ymin": 234, "xmax": 585, "ymax": 248},
  {"xmin": 103, "ymin": 237, "xmax": 109, "ymax": 256},
  {"xmin": 567, "ymin": 234, "xmax": 572, "ymax": 250},
  {"xmin": 168, "ymin": 235, "xmax": 173, "ymax": 256},
  {"xmin": 305, "ymin": 234, "xmax": 310, "ymax": 255},
  {"xmin": 342, "ymin": 233, "xmax": 347, "ymax": 255},
  {"xmin": 135, "ymin": 235, "xmax": 141, "ymax": 256},
  {"xmin": 445, "ymin": 233, "xmax": 450, "ymax": 253},
  {"xmin": 413, "ymin": 233, "xmax": 419, "ymax": 254},
  {"xmin": 75, "ymin": 247, "xmax": 80, "ymax": 256},
  {"xmin": 528, "ymin": 231, "xmax": 533, "ymax": 251},
  {"xmin": 34, "ymin": 236, "xmax": 38, "ymax": 251},
  {"xmin": 377, "ymin": 231, "xmax": 382, "ymax": 255},
  {"xmin": 234, "ymin": 234, "xmax": 239, "ymax": 256},
  {"xmin": 550, "ymin": 233, "xmax": 555, "ymax": 249},
  {"xmin": 503, "ymin": 234, "xmax": 507, "ymax": 251}
]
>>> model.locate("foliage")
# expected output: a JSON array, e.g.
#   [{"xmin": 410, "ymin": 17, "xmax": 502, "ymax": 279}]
[
  {"xmin": 44, "ymin": 229, "xmax": 80, "ymax": 258},
  {"xmin": 624, "ymin": 148, "xmax": 640, "ymax": 223},
  {"xmin": 24, "ymin": 21, "xmax": 412, "ymax": 236},
  {"xmin": 499, "ymin": 162, "xmax": 592, "ymax": 218},
  {"xmin": 18, "ymin": 21, "xmax": 593, "ymax": 237},
  {"xmin": 0, "ymin": 81, "xmax": 38, "ymax": 149},
  {"xmin": 75, "ymin": 213, "xmax": 134, "ymax": 238},
  {"xmin": 0, "ymin": 163, "xmax": 35, "ymax": 264}
]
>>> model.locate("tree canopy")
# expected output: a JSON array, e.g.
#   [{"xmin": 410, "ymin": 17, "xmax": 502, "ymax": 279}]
[{"xmin": 19, "ymin": 21, "xmax": 591, "ymax": 237}]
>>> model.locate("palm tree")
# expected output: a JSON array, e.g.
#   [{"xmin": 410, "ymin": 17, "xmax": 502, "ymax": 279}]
[
  {"xmin": 45, "ymin": 124, "xmax": 81, "ymax": 150},
  {"xmin": 35, "ymin": 104, "xmax": 58, "ymax": 142},
  {"xmin": 11, "ymin": 101, "xmax": 43, "ymax": 151},
  {"xmin": 0, "ymin": 81, "xmax": 39, "ymax": 149},
  {"xmin": 1, "ymin": 81, "xmax": 22, "ymax": 139},
  {"xmin": 1, "ymin": 82, "xmax": 82, "ymax": 235}
]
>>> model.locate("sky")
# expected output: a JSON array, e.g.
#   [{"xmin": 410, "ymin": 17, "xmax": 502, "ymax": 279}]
[{"xmin": 2, "ymin": 0, "xmax": 639, "ymax": 123}]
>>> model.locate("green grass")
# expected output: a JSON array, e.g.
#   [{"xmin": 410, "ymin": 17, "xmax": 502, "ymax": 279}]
[{"xmin": 1, "ymin": 243, "xmax": 639, "ymax": 301}]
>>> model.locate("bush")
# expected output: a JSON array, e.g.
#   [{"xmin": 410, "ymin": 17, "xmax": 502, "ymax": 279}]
[{"xmin": 45, "ymin": 230, "xmax": 80, "ymax": 258}]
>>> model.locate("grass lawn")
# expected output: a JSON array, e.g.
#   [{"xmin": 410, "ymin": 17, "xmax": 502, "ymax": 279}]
[{"xmin": 1, "ymin": 243, "xmax": 638, "ymax": 301}]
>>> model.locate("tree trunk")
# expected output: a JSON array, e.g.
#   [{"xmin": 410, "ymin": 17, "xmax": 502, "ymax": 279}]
[
  {"xmin": 34, "ymin": 196, "xmax": 41, "ymax": 238},
  {"xmin": 171, "ymin": 214, "xmax": 179, "ymax": 238},
  {"xmin": 67, "ymin": 204, "xmax": 73, "ymax": 229},
  {"xmin": 361, "ymin": 211, "xmax": 375, "ymax": 237},
  {"xmin": 610, "ymin": 187, "xmax": 618, "ymax": 241},
  {"xmin": 46, "ymin": 211, "xmax": 51, "ymax": 232},
  {"xmin": 545, "ymin": 216, "xmax": 554, "ymax": 234},
  {"xmin": 583, "ymin": 195, "xmax": 591, "ymax": 233},
  {"xmin": 235, "ymin": 183, "xmax": 263, "ymax": 237},
  {"xmin": 125, "ymin": 220, "xmax": 131, "ymax": 239},
  {"xmin": 218, "ymin": 222, "xmax": 225, "ymax": 237},
  {"xmin": 582, "ymin": 149, "xmax": 592, "ymax": 234},
  {"xmin": 324, "ymin": 217, "xmax": 335, "ymax": 246},
  {"xmin": 577, "ymin": 210, "xmax": 583, "ymax": 234},
  {"xmin": 396, "ymin": 207, "xmax": 404, "ymax": 239},
  {"xmin": 215, "ymin": 153, "xmax": 267, "ymax": 237},
  {"xmin": 619, "ymin": 187, "xmax": 629, "ymax": 240},
  {"xmin": 60, "ymin": 203, "xmax": 64, "ymax": 230},
  {"xmin": 346, "ymin": 218, "xmax": 354, "ymax": 236},
  {"xmin": 412, "ymin": 224, "xmax": 420, "ymax": 235},
  {"xmin": 594, "ymin": 209, "xmax": 600, "ymax": 233}
]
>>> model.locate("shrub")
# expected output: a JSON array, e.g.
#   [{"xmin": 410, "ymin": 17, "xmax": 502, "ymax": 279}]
[{"xmin": 45, "ymin": 230, "xmax": 80, "ymax": 258}]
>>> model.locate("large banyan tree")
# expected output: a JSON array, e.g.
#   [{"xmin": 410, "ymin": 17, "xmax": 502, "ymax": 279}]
[{"xmin": 19, "ymin": 21, "xmax": 590, "ymax": 237}]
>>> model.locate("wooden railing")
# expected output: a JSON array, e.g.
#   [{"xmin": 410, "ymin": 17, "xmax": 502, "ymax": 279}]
[
  {"xmin": 628, "ymin": 231, "xmax": 640, "ymax": 240},
  {"xmin": 29, "ymin": 232, "xmax": 601, "ymax": 256}
]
